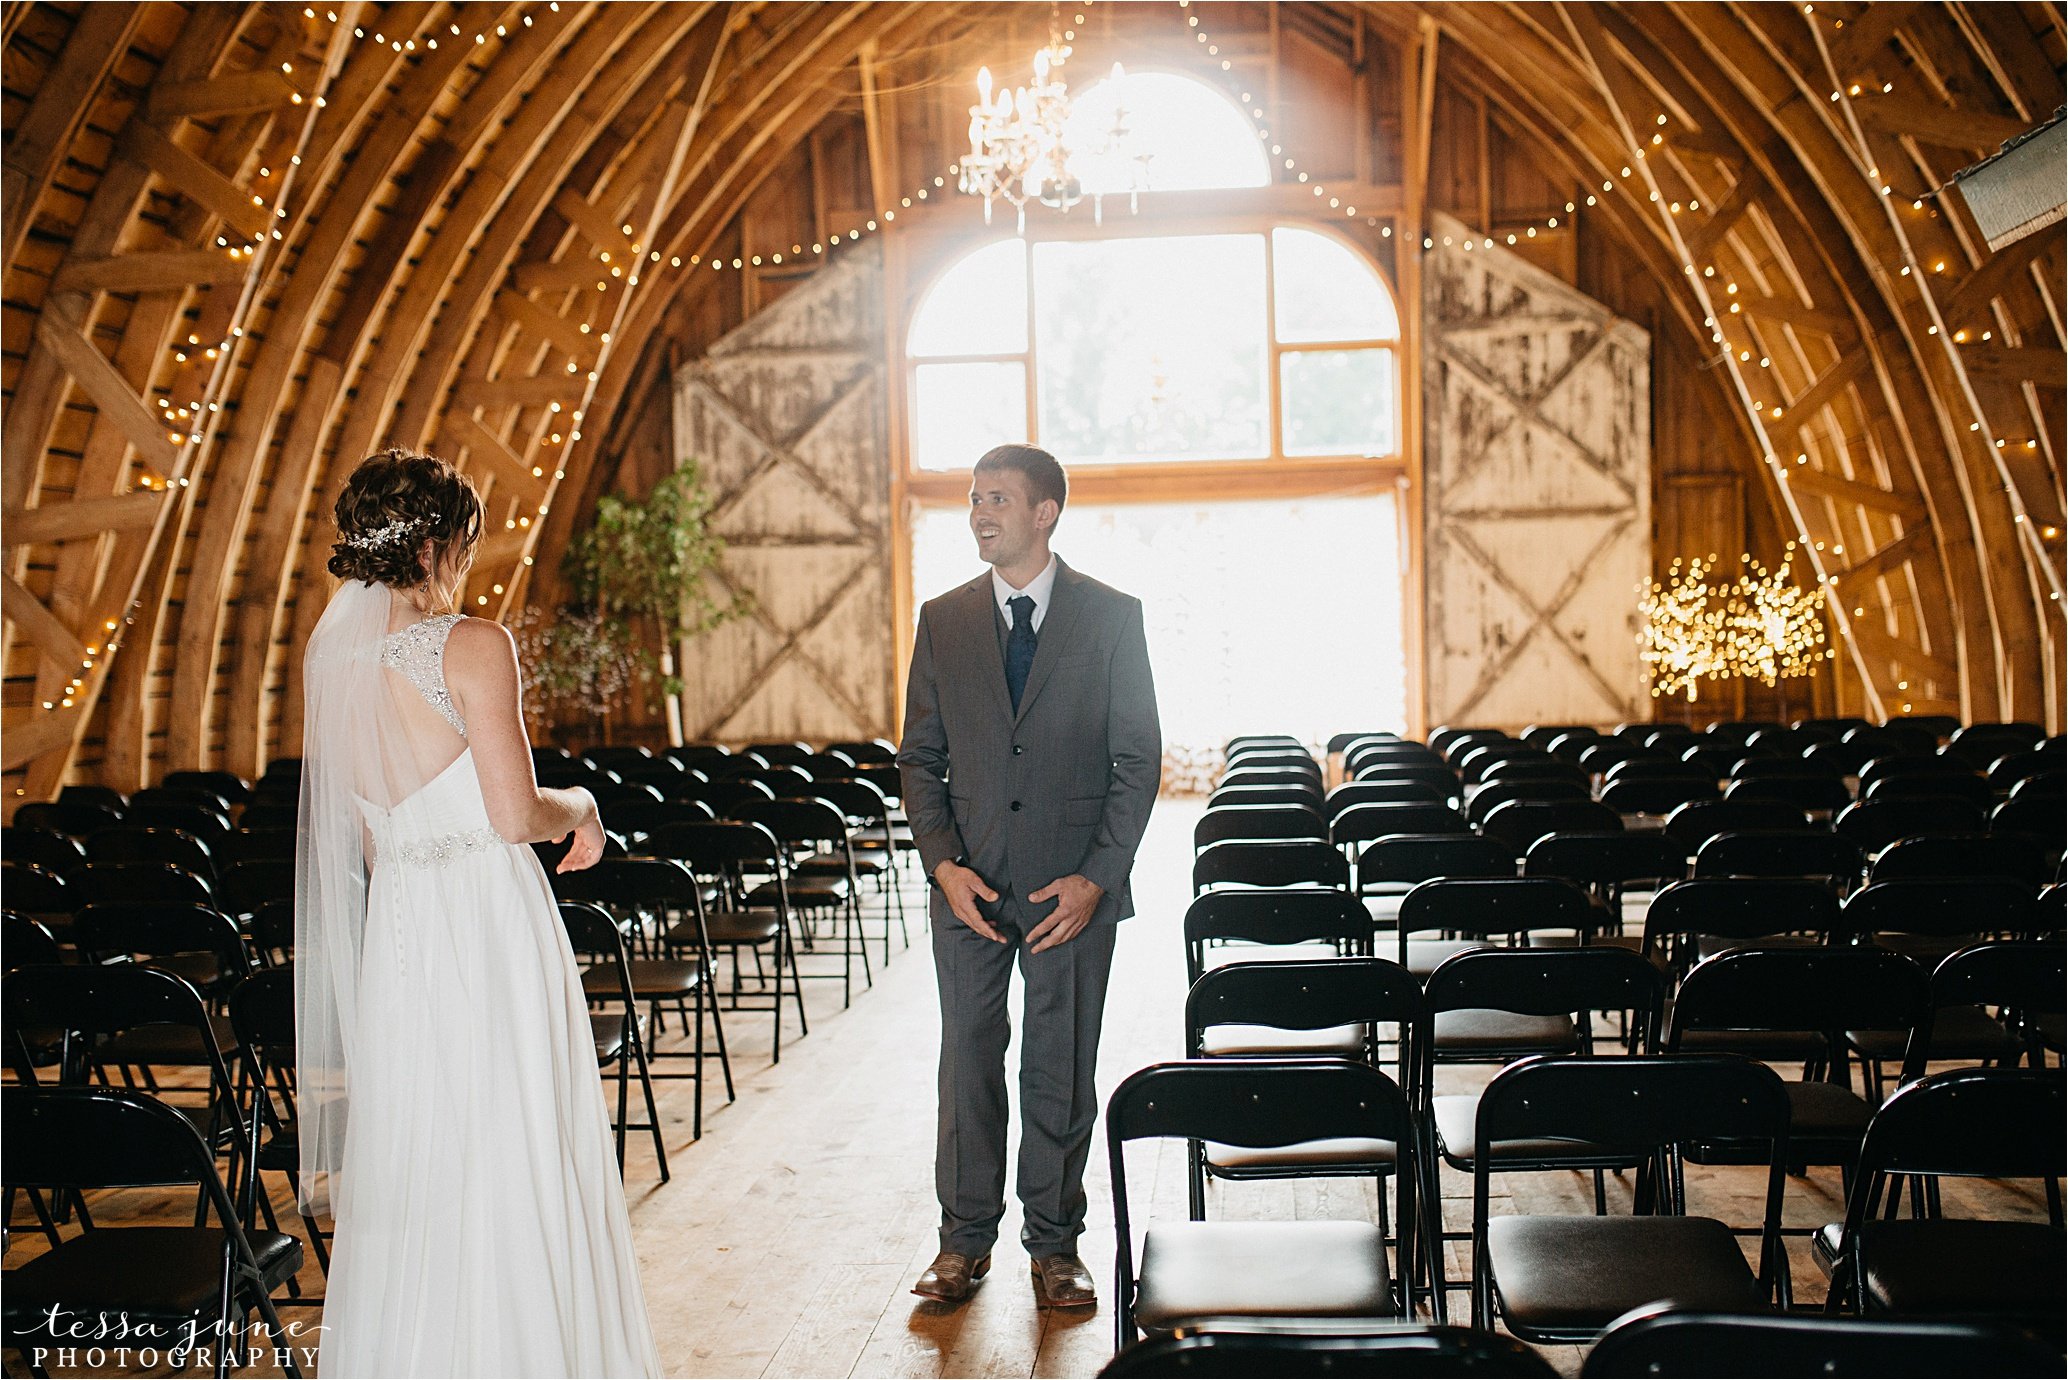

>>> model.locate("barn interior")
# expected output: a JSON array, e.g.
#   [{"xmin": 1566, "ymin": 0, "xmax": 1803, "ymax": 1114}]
[{"xmin": 2, "ymin": 3, "xmax": 2063, "ymax": 1377}]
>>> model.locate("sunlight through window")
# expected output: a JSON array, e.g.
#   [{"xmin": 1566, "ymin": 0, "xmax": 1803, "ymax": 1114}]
[{"xmin": 1063, "ymin": 69, "xmax": 1271, "ymax": 195}]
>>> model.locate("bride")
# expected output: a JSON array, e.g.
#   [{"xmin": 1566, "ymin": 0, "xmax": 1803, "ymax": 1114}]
[{"xmin": 295, "ymin": 447, "xmax": 661, "ymax": 1377}]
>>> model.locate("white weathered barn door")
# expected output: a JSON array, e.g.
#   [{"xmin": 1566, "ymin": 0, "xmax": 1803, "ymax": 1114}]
[
  {"xmin": 671, "ymin": 247, "xmax": 892, "ymax": 742},
  {"xmin": 1423, "ymin": 213, "xmax": 1652, "ymax": 730}
]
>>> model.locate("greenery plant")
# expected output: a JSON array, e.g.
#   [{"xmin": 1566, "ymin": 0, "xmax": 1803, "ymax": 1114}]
[{"xmin": 519, "ymin": 460, "xmax": 742, "ymax": 744}]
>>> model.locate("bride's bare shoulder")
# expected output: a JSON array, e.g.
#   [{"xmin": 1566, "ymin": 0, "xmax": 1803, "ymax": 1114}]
[{"xmin": 444, "ymin": 615, "xmax": 518, "ymax": 673}]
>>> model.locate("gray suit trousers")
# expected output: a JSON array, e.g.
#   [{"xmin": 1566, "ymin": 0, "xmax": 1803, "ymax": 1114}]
[{"xmin": 932, "ymin": 895, "xmax": 1118, "ymax": 1258}]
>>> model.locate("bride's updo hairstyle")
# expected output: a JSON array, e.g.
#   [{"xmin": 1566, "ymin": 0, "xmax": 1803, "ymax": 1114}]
[{"xmin": 327, "ymin": 447, "xmax": 484, "ymax": 587}]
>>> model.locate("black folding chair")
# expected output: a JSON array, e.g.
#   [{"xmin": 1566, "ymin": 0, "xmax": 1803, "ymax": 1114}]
[
  {"xmin": 1599, "ymin": 776, "xmax": 1721, "ymax": 817},
  {"xmin": 1181, "ymin": 887, "xmax": 1371, "ymax": 984},
  {"xmin": 72, "ymin": 902, "xmax": 256, "ymax": 1003},
  {"xmin": 1848, "ymin": 939, "xmax": 2067, "ymax": 1092},
  {"xmin": 1659, "ymin": 799, "xmax": 1814, "ymax": 857},
  {"xmin": 56, "ymin": 784, "xmax": 128, "ymax": 816},
  {"xmin": 226, "ymin": 967, "xmax": 329, "ymax": 1282},
  {"xmin": 1664, "ymin": 946, "xmax": 1931, "ymax": 1184},
  {"xmin": 1101, "ymin": 1325, "xmax": 1555, "ymax": 1378},
  {"xmin": 1466, "ymin": 778, "xmax": 1590, "ymax": 826},
  {"xmin": 1863, "ymin": 774, "xmax": 1996, "ymax": 811},
  {"xmin": 218, "ymin": 828, "xmax": 296, "ymax": 864},
  {"xmin": 1208, "ymin": 783, "xmax": 1328, "ymax": 811},
  {"xmin": 3, "ymin": 964, "xmax": 250, "ymax": 1193},
  {"xmin": 1324, "ymin": 781, "xmax": 1447, "ymax": 816},
  {"xmin": 1838, "ymin": 878, "xmax": 2037, "ymax": 968},
  {"xmin": 72, "ymin": 861, "xmax": 212, "ymax": 909},
  {"xmin": 1471, "ymin": 1055, "xmax": 1793, "ymax": 1340},
  {"xmin": 1723, "ymin": 775, "xmax": 1853, "ymax": 813},
  {"xmin": 1423, "ymin": 946, "xmax": 1667, "ymax": 1304},
  {"xmin": 1352, "ymin": 834, "xmax": 1515, "ymax": 933},
  {"xmin": 1522, "ymin": 832, "xmax": 1683, "ymax": 945},
  {"xmin": 558, "ymin": 901, "xmax": 669, "ymax": 1178},
  {"xmin": 1331, "ymin": 802, "xmax": 1470, "ymax": 855},
  {"xmin": 733, "ymin": 796, "xmax": 871, "ymax": 1007},
  {"xmin": 1193, "ymin": 804, "xmax": 1325, "ymax": 852},
  {"xmin": 550, "ymin": 858, "xmax": 731, "ymax": 1138},
  {"xmin": 1813, "ymin": 1068, "xmax": 2063, "ymax": 1332},
  {"xmin": 1691, "ymin": 831, "xmax": 1862, "ymax": 887},
  {"xmin": 215, "ymin": 859, "xmax": 296, "ymax": 925},
  {"xmin": 14, "ymin": 800, "xmax": 123, "ymax": 838},
  {"xmin": 2, "ymin": 828, "xmax": 86, "ymax": 878},
  {"xmin": 1193, "ymin": 840, "xmax": 1349, "ymax": 895},
  {"xmin": 1183, "ymin": 958, "xmax": 1429, "ymax": 1278},
  {"xmin": 83, "ymin": 826, "xmax": 215, "ymax": 882},
  {"xmin": 1582, "ymin": 1305, "xmax": 2062, "ymax": 1378},
  {"xmin": 804, "ymin": 777, "xmax": 909, "ymax": 962},
  {"xmin": 1477, "ymin": 801, "xmax": 1621, "ymax": 861},
  {"xmin": 2, "ymin": 861, "xmax": 73, "ymax": 923},
  {"xmin": 1834, "ymin": 798, "xmax": 1987, "ymax": 858},
  {"xmin": 1395, "ymin": 877, "xmax": 1593, "ymax": 977},
  {"xmin": 2, "ymin": 1086, "xmax": 305, "ymax": 1378},
  {"xmin": 1641, "ymin": 878, "xmax": 1840, "ymax": 979},
  {"xmin": 1868, "ymin": 834, "xmax": 2051, "ymax": 887},
  {"xmin": 644, "ymin": 819, "xmax": 808, "ymax": 1061},
  {"xmin": 1106, "ymin": 1060, "xmax": 1424, "ymax": 1348}
]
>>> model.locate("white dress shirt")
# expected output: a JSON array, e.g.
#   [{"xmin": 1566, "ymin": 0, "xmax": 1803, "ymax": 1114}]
[{"xmin": 992, "ymin": 554, "xmax": 1057, "ymax": 634}]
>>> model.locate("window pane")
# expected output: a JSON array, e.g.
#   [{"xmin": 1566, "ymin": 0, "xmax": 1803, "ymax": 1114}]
[
  {"xmin": 911, "ymin": 494, "xmax": 1407, "ymax": 762},
  {"xmin": 1272, "ymin": 227, "xmax": 1399, "ymax": 342},
  {"xmin": 912, "ymin": 363, "xmax": 1026, "ymax": 472},
  {"xmin": 908, "ymin": 238, "xmax": 1027, "ymax": 357},
  {"xmin": 1033, "ymin": 234, "xmax": 1268, "ymax": 463},
  {"xmin": 1280, "ymin": 348, "xmax": 1397, "ymax": 457},
  {"xmin": 1063, "ymin": 71, "xmax": 1270, "ymax": 195}
]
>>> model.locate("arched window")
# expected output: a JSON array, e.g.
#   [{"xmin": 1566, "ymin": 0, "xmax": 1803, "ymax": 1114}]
[
  {"xmin": 1064, "ymin": 69, "xmax": 1271, "ymax": 194},
  {"xmin": 907, "ymin": 225, "xmax": 1400, "ymax": 469},
  {"xmin": 900, "ymin": 69, "xmax": 1410, "ymax": 751}
]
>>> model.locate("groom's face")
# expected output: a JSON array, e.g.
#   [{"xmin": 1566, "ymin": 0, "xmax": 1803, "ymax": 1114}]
[{"xmin": 969, "ymin": 467, "xmax": 1053, "ymax": 569}]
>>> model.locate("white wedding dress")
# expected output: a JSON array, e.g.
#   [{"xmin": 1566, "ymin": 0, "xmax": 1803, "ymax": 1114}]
[{"xmin": 297, "ymin": 587, "xmax": 661, "ymax": 1378}]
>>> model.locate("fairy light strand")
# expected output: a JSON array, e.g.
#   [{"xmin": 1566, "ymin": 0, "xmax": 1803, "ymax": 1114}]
[{"xmin": 1640, "ymin": 549, "xmax": 1831, "ymax": 702}]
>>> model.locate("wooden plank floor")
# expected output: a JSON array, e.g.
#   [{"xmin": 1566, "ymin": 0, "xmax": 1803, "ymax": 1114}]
[{"xmin": 7, "ymin": 798, "xmax": 2053, "ymax": 1378}]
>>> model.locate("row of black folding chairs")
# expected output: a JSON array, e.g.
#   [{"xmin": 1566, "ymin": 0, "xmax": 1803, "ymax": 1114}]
[
  {"xmin": 1416, "ymin": 721, "xmax": 2060, "ymax": 806},
  {"xmin": 1178, "ymin": 864, "xmax": 2057, "ymax": 1140},
  {"xmin": 1194, "ymin": 801, "xmax": 2063, "ymax": 907},
  {"xmin": 2, "ymin": 821, "xmax": 299, "ymax": 886},
  {"xmin": 2, "ymin": 848, "xmax": 296, "ymax": 926},
  {"xmin": 541, "ymin": 788, "xmax": 926, "ymax": 1112},
  {"xmin": 0, "ymin": 905, "xmax": 684, "ymax": 1346},
  {"xmin": 1188, "ymin": 860, "xmax": 2060, "ymax": 963},
  {"xmin": 1102, "ymin": 1048, "xmax": 2063, "ymax": 1351},
  {"xmin": 3, "ymin": 1082, "xmax": 308, "ymax": 1379},
  {"xmin": 1099, "ymin": 1310, "xmax": 2061, "ymax": 1378},
  {"xmin": 1465, "ymin": 717, "xmax": 2048, "ymax": 766},
  {"xmin": 1180, "ymin": 879, "xmax": 2063, "ymax": 1083},
  {"xmin": 1153, "ymin": 935, "xmax": 2064, "ymax": 1329},
  {"xmin": 1231, "ymin": 724, "xmax": 2059, "ymax": 817}
]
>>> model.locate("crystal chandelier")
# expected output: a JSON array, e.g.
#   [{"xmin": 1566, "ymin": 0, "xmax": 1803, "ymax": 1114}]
[{"xmin": 958, "ymin": 16, "xmax": 1135, "ymax": 229}]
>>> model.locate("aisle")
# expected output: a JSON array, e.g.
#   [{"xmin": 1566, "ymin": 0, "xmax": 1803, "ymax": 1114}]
[{"xmin": 625, "ymin": 801, "xmax": 1205, "ymax": 1380}]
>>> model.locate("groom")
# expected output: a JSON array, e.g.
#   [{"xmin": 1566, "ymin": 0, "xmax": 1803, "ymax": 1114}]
[{"xmin": 897, "ymin": 444, "xmax": 1160, "ymax": 1309}]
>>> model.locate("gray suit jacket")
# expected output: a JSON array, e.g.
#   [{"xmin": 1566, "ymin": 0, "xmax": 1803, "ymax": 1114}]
[{"xmin": 897, "ymin": 559, "xmax": 1161, "ymax": 925}]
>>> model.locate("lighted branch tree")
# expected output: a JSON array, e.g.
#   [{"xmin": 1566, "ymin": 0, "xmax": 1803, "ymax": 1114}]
[
  {"xmin": 522, "ymin": 461, "xmax": 742, "ymax": 745},
  {"xmin": 1640, "ymin": 547, "xmax": 1833, "ymax": 703}
]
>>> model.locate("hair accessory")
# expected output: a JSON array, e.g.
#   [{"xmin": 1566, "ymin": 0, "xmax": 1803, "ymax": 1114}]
[{"xmin": 344, "ymin": 516, "xmax": 425, "ymax": 552}]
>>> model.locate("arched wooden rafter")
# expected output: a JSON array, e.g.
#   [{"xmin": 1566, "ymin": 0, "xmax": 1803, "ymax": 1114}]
[{"xmin": 4, "ymin": 0, "xmax": 2060, "ymax": 801}]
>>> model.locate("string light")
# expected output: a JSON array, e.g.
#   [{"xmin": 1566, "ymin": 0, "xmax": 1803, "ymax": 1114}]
[{"xmin": 1640, "ymin": 551, "xmax": 1830, "ymax": 701}]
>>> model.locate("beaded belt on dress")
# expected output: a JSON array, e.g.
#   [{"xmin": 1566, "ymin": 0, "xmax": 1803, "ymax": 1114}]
[{"xmin": 388, "ymin": 827, "xmax": 505, "ymax": 868}]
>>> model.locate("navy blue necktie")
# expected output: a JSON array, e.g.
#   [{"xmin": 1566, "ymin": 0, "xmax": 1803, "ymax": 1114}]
[{"xmin": 1005, "ymin": 594, "xmax": 1037, "ymax": 713}]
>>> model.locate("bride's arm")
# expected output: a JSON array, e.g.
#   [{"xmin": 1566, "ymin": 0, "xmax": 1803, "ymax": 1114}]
[{"xmin": 444, "ymin": 617, "xmax": 600, "ymax": 847}]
